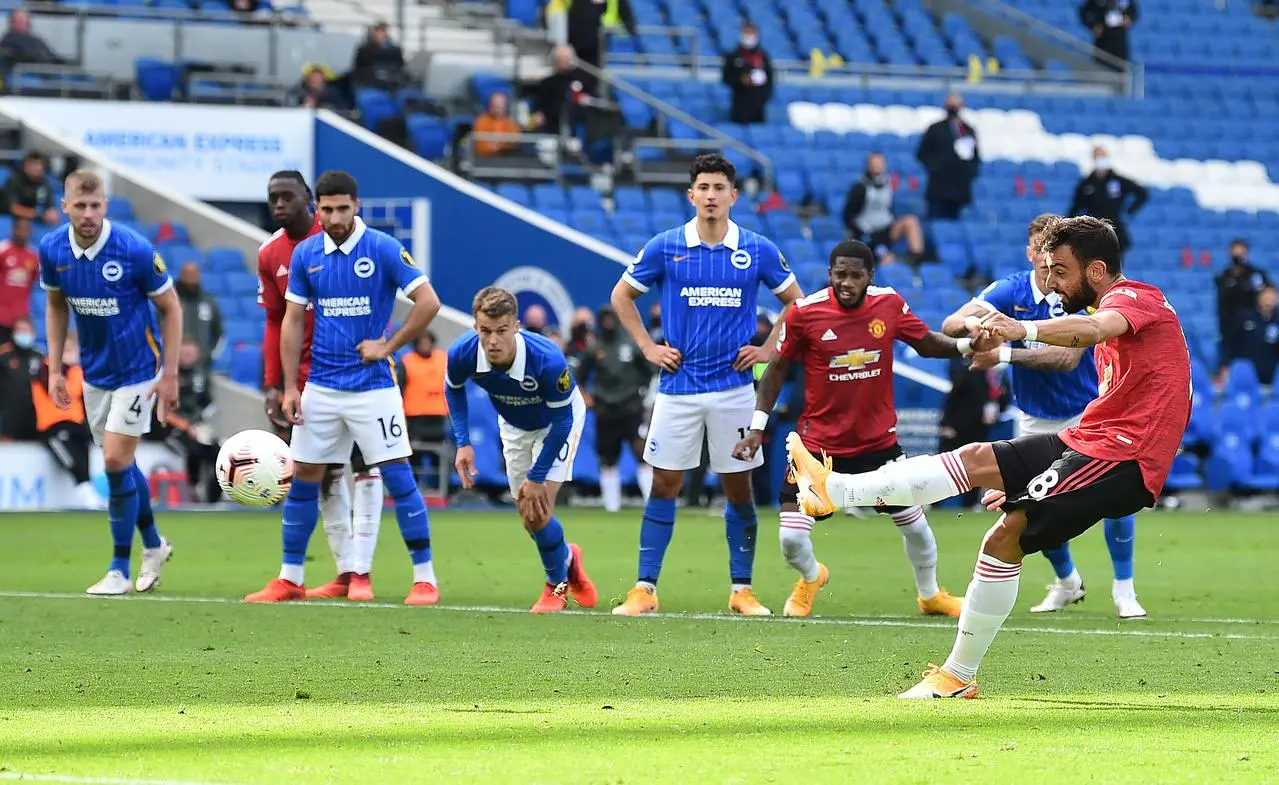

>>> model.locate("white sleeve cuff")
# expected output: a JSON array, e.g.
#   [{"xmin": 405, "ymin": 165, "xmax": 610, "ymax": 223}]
[
  {"xmin": 770, "ymin": 272, "xmax": 797, "ymax": 295},
  {"xmin": 147, "ymin": 278, "xmax": 174, "ymax": 298},
  {"xmin": 969, "ymin": 298, "xmax": 998, "ymax": 313},
  {"xmin": 545, "ymin": 397, "xmax": 573, "ymax": 408},
  {"xmin": 39, "ymin": 281, "xmax": 59, "ymax": 291},
  {"xmin": 284, "ymin": 291, "xmax": 309, "ymax": 305},
  {"xmin": 401, "ymin": 276, "xmax": 428, "ymax": 296},
  {"xmin": 621, "ymin": 273, "xmax": 650, "ymax": 294}
]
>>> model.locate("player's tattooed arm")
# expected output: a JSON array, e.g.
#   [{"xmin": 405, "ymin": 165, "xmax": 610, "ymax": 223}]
[
  {"xmin": 1022, "ymin": 311, "xmax": 1130, "ymax": 349},
  {"xmin": 972, "ymin": 346, "xmax": 1085, "ymax": 372}
]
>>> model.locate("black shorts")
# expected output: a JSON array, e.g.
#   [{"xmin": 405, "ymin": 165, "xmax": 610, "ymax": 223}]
[
  {"xmin": 780, "ymin": 443, "xmax": 909, "ymax": 518},
  {"xmin": 866, "ymin": 226, "xmax": 894, "ymax": 248},
  {"xmin": 993, "ymin": 434, "xmax": 1153, "ymax": 555},
  {"xmin": 596, "ymin": 408, "xmax": 644, "ymax": 466}
]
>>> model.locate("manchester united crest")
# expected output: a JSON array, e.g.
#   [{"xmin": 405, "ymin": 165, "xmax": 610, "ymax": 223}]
[{"xmin": 869, "ymin": 318, "xmax": 886, "ymax": 339}]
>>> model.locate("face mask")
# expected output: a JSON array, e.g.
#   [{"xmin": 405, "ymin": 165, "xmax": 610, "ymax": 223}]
[
  {"xmin": 13, "ymin": 332, "xmax": 34, "ymax": 349},
  {"xmin": 1095, "ymin": 156, "xmax": 1112, "ymax": 171},
  {"xmin": 741, "ymin": 35, "xmax": 758, "ymax": 48},
  {"xmin": 1232, "ymin": 253, "xmax": 1248, "ymax": 265},
  {"xmin": 571, "ymin": 324, "xmax": 589, "ymax": 342},
  {"xmin": 946, "ymin": 105, "xmax": 959, "ymax": 117}
]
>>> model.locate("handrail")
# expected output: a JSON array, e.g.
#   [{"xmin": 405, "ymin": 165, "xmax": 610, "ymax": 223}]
[
  {"xmin": 965, "ymin": 0, "xmax": 1128, "ymax": 71},
  {"xmin": 26, "ymin": 0, "xmax": 318, "ymax": 28}
]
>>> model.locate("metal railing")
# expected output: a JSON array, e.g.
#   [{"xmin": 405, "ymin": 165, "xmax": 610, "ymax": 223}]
[
  {"xmin": 8, "ymin": 63, "xmax": 119, "ymax": 100},
  {"xmin": 456, "ymin": 130, "xmax": 563, "ymax": 181}
]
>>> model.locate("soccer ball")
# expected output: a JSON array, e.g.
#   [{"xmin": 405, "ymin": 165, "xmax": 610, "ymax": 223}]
[{"xmin": 216, "ymin": 429, "xmax": 294, "ymax": 508}]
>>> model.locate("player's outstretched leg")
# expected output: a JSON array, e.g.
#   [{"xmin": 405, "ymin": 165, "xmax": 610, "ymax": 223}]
[
  {"xmin": 348, "ymin": 468, "xmax": 383, "ymax": 602},
  {"xmin": 132, "ymin": 464, "xmax": 172, "ymax": 593},
  {"xmin": 779, "ymin": 510, "xmax": 829, "ymax": 617},
  {"xmin": 893, "ymin": 507, "xmax": 963, "ymax": 617},
  {"xmin": 244, "ymin": 471, "xmax": 321, "ymax": 603},
  {"xmin": 307, "ymin": 467, "xmax": 355, "ymax": 599},
  {"xmin": 613, "ymin": 493, "xmax": 674, "ymax": 616},
  {"xmin": 1030, "ymin": 543, "xmax": 1086, "ymax": 613},
  {"xmin": 88, "ymin": 464, "xmax": 141, "ymax": 595},
  {"xmin": 1105, "ymin": 515, "xmax": 1145, "ymax": 619},
  {"xmin": 380, "ymin": 461, "xmax": 438, "ymax": 606}
]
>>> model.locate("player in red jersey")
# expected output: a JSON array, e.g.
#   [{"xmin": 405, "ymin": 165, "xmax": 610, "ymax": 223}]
[
  {"xmin": 257, "ymin": 170, "xmax": 384, "ymax": 602},
  {"xmin": 787, "ymin": 217, "xmax": 1191, "ymax": 698},
  {"xmin": 734, "ymin": 240, "xmax": 999, "ymax": 618}
]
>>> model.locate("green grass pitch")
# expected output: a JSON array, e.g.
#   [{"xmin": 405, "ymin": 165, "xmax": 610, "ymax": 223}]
[{"xmin": 0, "ymin": 507, "xmax": 1276, "ymax": 784}]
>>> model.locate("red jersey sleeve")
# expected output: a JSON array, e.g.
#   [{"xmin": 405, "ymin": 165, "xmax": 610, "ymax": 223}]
[
  {"xmin": 893, "ymin": 292, "xmax": 931, "ymax": 343},
  {"xmin": 777, "ymin": 302, "xmax": 809, "ymax": 361},
  {"xmin": 258, "ymin": 243, "xmax": 285, "ymax": 389},
  {"xmin": 1097, "ymin": 285, "xmax": 1167, "ymax": 336}
]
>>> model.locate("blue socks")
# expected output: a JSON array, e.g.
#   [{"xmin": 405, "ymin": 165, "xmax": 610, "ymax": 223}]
[
  {"xmin": 725, "ymin": 501, "xmax": 758, "ymax": 585},
  {"xmin": 531, "ymin": 517, "xmax": 569, "ymax": 585},
  {"xmin": 637, "ymin": 497, "xmax": 676, "ymax": 584},
  {"xmin": 131, "ymin": 464, "xmax": 162, "ymax": 549},
  {"xmin": 382, "ymin": 461, "xmax": 431, "ymax": 565},
  {"xmin": 281, "ymin": 479, "xmax": 322, "ymax": 569},
  {"xmin": 1042, "ymin": 544, "xmax": 1076, "ymax": 581},
  {"xmin": 1104, "ymin": 515, "xmax": 1136, "ymax": 580},
  {"xmin": 106, "ymin": 468, "xmax": 139, "ymax": 576}
]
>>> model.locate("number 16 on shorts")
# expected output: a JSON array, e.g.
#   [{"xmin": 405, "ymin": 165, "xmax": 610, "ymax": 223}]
[{"xmin": 290, "ymin": 385, "xmax": 413, "ymax": 465}]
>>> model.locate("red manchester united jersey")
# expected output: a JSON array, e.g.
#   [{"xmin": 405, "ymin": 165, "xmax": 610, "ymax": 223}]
[
  {"xmin": 777, "ymin": 285, "xmax": 930, "ymax": 458},
  {"xmin": 257, "ymin": 217, "xmax": 321, "ymax": 390},
  {"xmin": 1060, "ymin": 280, "xmax": 1191, "ymax": 500},
  {"xmin": 0, "ymin": 239, "xmax": 37, "ymax": 328}
]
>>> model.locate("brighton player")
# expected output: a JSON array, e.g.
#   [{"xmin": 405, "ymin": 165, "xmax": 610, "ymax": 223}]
[
  {"xmin": 610, "ymin": 153, "xmax": 803, "ymax": 616},
  {"xmin": 787, "ymin": 217, "xmax": 1190, "ymax": 697},
  {"xmin": 245, "ymin": 170, "xmax": 442, "ymax": 605},
  {"xmin": 942, "ymin": 214, "xmax": 1144, "ymax": 619},
  {"xmin": 735, "ymin": 240, "xmax": 992, "ymax": 617},
  {"xmin": 258, "ymin": 170, "xmax": 384, "ymax": 602},
  {"xmin": 445, "ymin": 287, "xmax": 598, "ymax": 613},
  {"xmin": 40, "ymin": 170, "xmax": 178, "ymax": 594}
]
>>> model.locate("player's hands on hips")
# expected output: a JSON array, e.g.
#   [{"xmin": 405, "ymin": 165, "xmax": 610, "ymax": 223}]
[
  {"xmin": 643, "ymin": 342, "xmax": 681, "ymax": 373},
  {"xmin": 454, "ymin": 445, "xmax": 478, "ymax": 489},
  {"xmin": 151, "ymin": 372, "xmax": 180, "ymax": 424},
  {"xmin": 517, "ymin": 479, "xmax": 551, "ymax": 526},
  {"xmin": 981, "ymin": 488, "xmax": 1007, "ymax": 511},
  {"xmin": 357, "ymin": 338, "xmax": 391, "ymax": 363},
  {"xmin": 732, "ymin": 429, "xmax": 764, "ymax": 461},
  {"xmin": 733, "ymin": 344, "xmax": 772, "ymax": 372},
  {"xmin": 281, "ymin": 388, "xmax": 303, "ymax": 425},
  {"xmin": 48, "ymin": 372, "xmax": 71, "ymax": 410},
  {"xmin": 974, "ymin": 311, "xmax": 1026, "ymax": 346},
  {"xmin": 264, "ymin": 387, "xmax": 290, "ymax": 429}
]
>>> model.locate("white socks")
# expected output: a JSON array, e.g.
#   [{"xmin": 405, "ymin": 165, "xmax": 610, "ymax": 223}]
[
  {"xmin": 1113, "ymin": 577, "xmax": 1135, "ymax": 598},
  {"xmin": 319, "ymin": 469, "xmax": 353, "ymax": 574},
  {"xmin": 779, "ymin": 511, "xmax": 820, "ymax": 582},
  {"xmin": 279, "ymin": 563, "xmax": 304, "ymax": 585},
  {"xmin": 826, "ymin": 452, "xmax": 971, "ymax": 509},
  {"xmin": 600, "ymin": 466, "xmax": 623, "ymax": 513},
  {"xmin": 1061, "ymin": 568, "xmax": 1083, "ymax": 589},
  {"xmin": 636, "ymin": 464, "xmax": 653, "ymax": 501},
  {"xmin": 351, "ymin": 470, "xmax": 383, "ymax": 575},
  {"xmin": 413, "ymin": 560, "xmax": 437, "ymax": 584},
  {"xmin": 892, "ymin": 507, "xmax": 940, "ymax": 598},
  {"xmin": 941, "ymin": 552, "xmax": 1021, "ymax": 683}
]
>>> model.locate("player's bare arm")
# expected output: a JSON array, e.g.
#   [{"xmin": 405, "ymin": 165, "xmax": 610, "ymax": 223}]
[
  {"xmin": 734, "ymin": 281, "xmax": 802, "ymax": 372},
  {"xmin": 358, "ymin": 280, "xmax": 441, "ymax": 362},
  {"xmin": 732, "ymin": 354, "xmax": 791, "ymax": 460},
  {"xmin": 280, "ymin": 300, "xmax": 307, "ymax": 422},
  {"xmin": 907, "ymin": 329, "xmax": 1001, "ymax": 358},
  {"xmin": 610, "ymin": 279, "xmax": 681, "ymax": 371},
  {"xmin": 43, "ymin": 288, "xmax": 72, "ymax": 409},
  {"xmin": 940, "ymin": 301, "xmax": 991, "ymax": 337},
  {"xmin": 969, "ymin": 345, "xmax": 1086, "ymax": 372},
  {"xmin": 978, "ymin": 309, "xmax": 1129, "ymax": 349},
  {"xmin": 149, "ymin": 286, "xmax": 183, "ymax": 422}
]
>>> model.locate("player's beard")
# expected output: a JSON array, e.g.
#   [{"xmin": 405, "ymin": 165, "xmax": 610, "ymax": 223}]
[{"xmin": 1061, "ymin": 278, "xmax": 1098, "ymax": 314}]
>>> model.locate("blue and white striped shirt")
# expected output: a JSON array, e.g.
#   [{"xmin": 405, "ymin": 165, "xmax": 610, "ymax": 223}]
[
  {"xmin": 285, "ymin": 217, "xmax": 427, "ymax": 392},
  {"xmin": 38, "ymin": 219, "xmax": 171, "ymax": 389},
  {"xmin": 624, "ymin": 219, "xmax": 795, "ymax": 395}
]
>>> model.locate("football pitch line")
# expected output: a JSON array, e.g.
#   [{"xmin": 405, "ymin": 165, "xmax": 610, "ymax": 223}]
[
  {"xmin": 2, "ymin": 590, "xmax": 1277, "ymax": 641},
  {"xmin": 0, "ymin": 773, "xmax": 230, "ymax": 785}
]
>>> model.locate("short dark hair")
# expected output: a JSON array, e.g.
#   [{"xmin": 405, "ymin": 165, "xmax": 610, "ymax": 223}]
[
  {"xmin": 314, "ymin": 170, "xmax": 358, "ymax": 199},
  {"xmin": 829, "ymin": 239, "xmax": 876, "ymax": 272},
  {"xmin": 1028, "ymin": 213, "xmax": 1058, "ymax": 241},
  {"xmin": 1230, "ymin": 238, "xmax": 1250, "ymax": 250},
  {"xmin": 22, "ymin": 150, "xmax": 42, "ymax": 164},
  {"xmin": 689, "ymin": 153, "xmax": 735, "ymax": 186},
  {"xmin": 1040, "ymin": 216, "xmax": 1122, "ymax": 275},
  {"xmin": 270, "ymin": 170, "xmax": 311, "ymax": 198}
]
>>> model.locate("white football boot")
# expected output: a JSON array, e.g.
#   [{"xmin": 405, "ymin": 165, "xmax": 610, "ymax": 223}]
[
  {"xmin": 1113, "ymin": 585, "xmax": 1147, "ymax": 619},
  {"xmin": 86, "ymin": 569, "xmax": 132, "ymax": 596},
  {"xmin": 136, "ymin": 537, "xmax": 173, "ymax": 593},
  {"xmin": 1029, "ymin": 579, "xmax": 1086, "ymax": 613}
]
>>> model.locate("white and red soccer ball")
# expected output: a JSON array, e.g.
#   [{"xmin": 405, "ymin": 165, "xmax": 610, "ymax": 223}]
[{"xmin": 215, "ymin": 429, "xmax": 293, "ymax": 508}]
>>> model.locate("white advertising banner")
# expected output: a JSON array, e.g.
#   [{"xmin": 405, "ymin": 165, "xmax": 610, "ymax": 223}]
[
  {"xmin": 0, "ymin": 97, "xmax": 313, "ymax": 202},
  {"xmin": 0, "ymin": 442, "xmax": 185, "ymax": 510}
]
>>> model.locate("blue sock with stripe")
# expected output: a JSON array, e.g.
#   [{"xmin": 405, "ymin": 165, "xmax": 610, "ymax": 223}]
[
  {"xmin": 381, "ymin": 461, "xmax": 431, "ymax": 565},
  {"xmin": 131, "ymin": 464, "xmax": 162, "ymax": 549},
  {"xmin": 106, "ymin": 469, "xmax": 138, "ymax": 576},
  {"xmin": 1042, "ymin": 544, "xmax": 1076, "ymax": 581},
  {"xmin": 531, "ymin": 517, "xmax": 569, "ymax": 585},
  {"xmin": 1104, "ymin": 515, "xmax": 1136, "ymax": 581},
  {"xmin": 725, "ymin": 501, "xmax": 759, "ymax": 585},
  {"xmin": 282, "ymin": 479, "xmax": 322, "ymax": 571},
  {"xmin": 637, "ymin": 497, "xmax": 676, "ymax": 585}
]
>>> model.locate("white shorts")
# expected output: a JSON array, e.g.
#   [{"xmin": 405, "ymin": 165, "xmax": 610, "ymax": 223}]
[
  {"xmin": 83, "ymin": 374, "xmax": 158, "ymax": 446},
  {"xmin": 1017, "ymin": 410, "xmax": 1083, "ymax": 437},
  {"xmin": 643, "ymin": 385, "xmax": 763, "ymax": 474},
  {"xmin": 499, "ymin": 389, "xmax": 587, "ymax": 494},
  {"xmin": 291, "ymin": 384, "xmax": 412, "ymax": 466}
]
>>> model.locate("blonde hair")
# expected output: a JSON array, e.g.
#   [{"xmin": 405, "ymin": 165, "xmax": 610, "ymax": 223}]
[
  {"xmin": 472, "ymin": 287, "xmax": 518, "ymax": 320},
  {"xmin": 64, "ymin": 169, "xmax": 104, "ymax": 195}
]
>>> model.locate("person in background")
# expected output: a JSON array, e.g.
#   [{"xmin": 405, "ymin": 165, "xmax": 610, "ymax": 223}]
[
  {"xmin": 295, "ymin": 64, "xmax": 350, "ymax": 113},
  {"xmin": 33, "ymin": 331, "xmax": 104, "ymax": 509},
  {"xmin": 722, "ymin": 22, "xmax": 773, "ymax": 125},
  {"xmin": 566, "ymin": 0, "xmax": 636, "ymax": 70},
  {"xmin": 522, "ymin": 304, "xmax": 549, "ymax": 335},
  {"xmin": 842, "ymin": 152, "xmax": 926, "ymax": 265},
  {"xmin": 473, "ymin": 92, "xmax": 522, "ymax": 157},
  {"xmin": 915, "ymin": 94, "xmax": 980, "ymax": 220},
  {"xmin": 352, "ymin": 21, "xmax": 408, "ymax": 89},
  {"xmin": 397, "ymin": 330, "xmax": 450, "ymax": 480},
  {"xmin": 563, "ymin": 306, "xmax": 595, "ymax": 374},
  {"xmin": 1067, "ymin": 146, "xmax": 1147, "ymax": 253},
  {"xmin": 0, "ymin": 151, "xmax": 59, "ymax": 226},
  {"xmin": 1222, "ymin": 285, "xmax": 1279, "ymax": 385},
  {"xmin": 1216, "ymin": 239, "xmax": 1271, "ymax": 351},
  {"xmin": 175, "ymin": 261, "xmax": 224, "ymax": 370},
  {"xmin": 0, "ymin": 215, "xmax": 37, "ymax": 345},
  {"xmin": 937, "ymin": 357, "xmax": 1005, "ymax": 508},
  {"xmin": 0, "ymin": 313, "xmax": 39, "ymax": 439},
  {"xmin": 0, "ymin": 9, "xmax": 61, "ymax": 70},
  {"xmin": 152, "ymin": 338, "xmax": 221, "ymax": 502},
  {"xmin": 1079, "ymin": 0, "xmax": 1136, "ymax": 66},
  {"xmin": 530, "ymin": 45, "xmax": 591, "ymax": 133}
]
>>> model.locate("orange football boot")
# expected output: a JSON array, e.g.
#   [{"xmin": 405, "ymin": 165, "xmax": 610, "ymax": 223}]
[
  {"xmin": 405, "ymin": 582, "xmax": 440, "ymax": 606},
  {"xmin": 566, "ymin": 543, "xmax": 597, "ymax": 608},
  {"xmin": 530, "ymin": 582, "xmax": 570, "ymax": 613},
  {"xmin": 244, "ymin": 578, "xmax": 306, "ymax": 603},
  {"xmin": 347, "ymin": 573, "xmax": 374, "ymax": 602},
  {"xmin": 305, "ymin": 572, "xmax": 353, "ymax": 599}
]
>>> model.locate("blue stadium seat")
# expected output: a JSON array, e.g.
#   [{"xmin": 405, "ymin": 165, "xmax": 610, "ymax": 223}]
[
  {"xmin": 407, "ymin": 115, "xmax": 449, "ymax": 159},
  {"xmin": 134, "ymin": 58, "xmax": 178, "ymax": 101}
]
